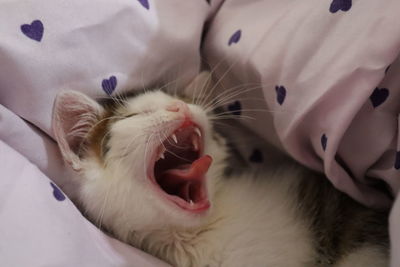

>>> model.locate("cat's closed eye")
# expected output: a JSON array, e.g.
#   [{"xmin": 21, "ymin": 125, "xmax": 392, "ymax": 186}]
[{"xmin": 125, "ymin": 113, "xmax": 138, "ymax": 118}]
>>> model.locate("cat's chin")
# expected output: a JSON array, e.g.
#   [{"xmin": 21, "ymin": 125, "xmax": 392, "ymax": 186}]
[{"xmin": 147, "ymin": 122, "xmax": 213, "ymax": 215}]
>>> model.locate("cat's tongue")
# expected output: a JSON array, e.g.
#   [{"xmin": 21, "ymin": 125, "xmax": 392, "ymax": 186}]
[
  {"xmin": 156, "ymin": 155, "xmax": 212, "ymax": 210},
  {"xmin": 161, "ymin": 155, "xmax": 212, "ymax": 186},
  {"xmin": 159, "ymin": 155, "xmax": 212, "ymax": 204}
]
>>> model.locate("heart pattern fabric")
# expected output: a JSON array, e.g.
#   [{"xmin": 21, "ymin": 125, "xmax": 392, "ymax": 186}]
[
  {"xmin": 21, "ymin": 20, "xmax": 44, "ymax": 42},
  {"xmin": 102, "ymin": 76, "xmax": 118, "ymax": 95}
]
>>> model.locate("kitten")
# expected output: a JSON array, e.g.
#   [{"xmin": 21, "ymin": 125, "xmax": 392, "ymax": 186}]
[{"xmin": 52, "ymin": 73, "xmax": 389, "ymax": 267}]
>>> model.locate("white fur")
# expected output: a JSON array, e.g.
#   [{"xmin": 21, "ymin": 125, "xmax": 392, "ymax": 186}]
[
  {"xmin": 78, "ymin": 92, "xmax": 226, "ymax": 232},
  {"xmin": 335, "ymin": 246, "xmax": 388, "ymax": 267},
  {"xmin": 54, "ymin": 90, "xmax": 386, "ymax": 267}
]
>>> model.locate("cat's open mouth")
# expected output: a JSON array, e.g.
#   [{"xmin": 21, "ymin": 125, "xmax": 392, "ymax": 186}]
[{"xmin": 150, "ymin": 123, "xmax": 212, "ymax": 213}]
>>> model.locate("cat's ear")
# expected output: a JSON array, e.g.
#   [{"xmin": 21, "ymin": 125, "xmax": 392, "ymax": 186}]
[
  {"xmin": 184, "ymin": 71, "xmax": 213, "ymax": 100},
  {"xmin": 52, "ymin": 91, "xmax": 103, "ymax": 171}
]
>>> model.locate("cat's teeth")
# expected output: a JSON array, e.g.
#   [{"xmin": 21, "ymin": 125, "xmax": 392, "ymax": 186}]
[
  {"xmin": 172, "ymin": 134, "xmax": 178, "ymax": 143},
  {"xmin": 194, "ymin": 127, "xmax": 202, "ymax": 137},
  {"xmin": 192, "ymin": 136, "xmax": 199, "ymax": 151},
  {"xmin": 158, "ymin": 147, "xmax": 166, "ymax": 160},
  {"xmin": 189, "ymin": 200, "xmax": 194, "ymax": 205}
]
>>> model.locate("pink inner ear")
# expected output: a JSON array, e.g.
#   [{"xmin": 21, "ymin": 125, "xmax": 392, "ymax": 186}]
[{"xmin": 52, "ymin": 91, "xmax": 103, "ymax": 171}]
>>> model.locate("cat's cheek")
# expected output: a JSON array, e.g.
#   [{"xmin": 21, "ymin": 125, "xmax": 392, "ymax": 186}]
[{"xmin": 79, "ymin": 159, "xmax": 105, "ymax": 182}]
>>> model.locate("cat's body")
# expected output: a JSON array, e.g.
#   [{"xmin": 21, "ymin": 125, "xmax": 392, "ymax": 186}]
[
  {"xmin": 126, "ymin": 166, "xmax": 388, "ymax": 267},
  {"xmin": 52, "ymin": 74, "xmax": 389, "ymax": 266}
]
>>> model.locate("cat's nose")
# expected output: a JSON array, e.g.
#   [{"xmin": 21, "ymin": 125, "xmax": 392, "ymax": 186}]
[{"xmin": 166, "ymin": 101, "xmax": 190, "ymax": 116}]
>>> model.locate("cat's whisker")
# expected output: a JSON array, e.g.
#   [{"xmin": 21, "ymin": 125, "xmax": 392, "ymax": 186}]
[
  {"xmin": 106, "ymin": 93, "xmax": 127, "ymax": 110},
  {"xmin": 210, "ymin": 121, "xmax": 241, "ymax": 129},
  {"xmin": 203, "ymin": 85, "xmax": 265, "ymax": 112},
  {"xmin": 103, "ymin": 131, "xmax": 148, "ymax": 163},
  {"xmin": 201, "ymin": 82, "xmax": 262, "ymax": 111},
  {"xmin": 156, "ymin": 133, "xmax": 171, "ymax": 161},
  {"xmin": 158, "ymin": 76, "xmax": 184, "ymax": 95},
  {"xmin": 195, "ymin": 73, "xmax": 215, "ymax": 107},
  {"xmin": 89, "ymin": 115, "xmax": 126, "ymax": 132},
  {"xmin": 195, "ymin": 58, "xmax": 230, "ymax": 106},
  {"xmin": 96, "ymin": 185, "xmax": 111, "ymax": 231},
  {"xmin": 203, "ymin": 86, "xmax": 264, "ymax": 111},
  {"xmin": 118, "ymin": 93, "xmax": 131, "ymax": 109},
  {"xmin": 210, "ymin": 112, "xmax": 257, "ymax": 119},
  {"xmin": 202, "ymin": 88, "xmax": 255, "ymax": 112},
  {"xmin": 143, "ymin": 132, "xmax": 156, "ymax": 182},
  {"xmin": 94, "ymin": 94, "xmax": 131, "ymax": 108},
  {"xmin": 201, "ymin": 85, "xmax": 244, "ymax": 110},
  {"xmin": 163, "ymin": 67, "xmax": 190, "ymax": 97},
  {"xmin": 99, "ymin": 129, "xmax": 114, "ymax": 158},
  {"xmin": 140, "ymin": 71, "xmax": 149, "ymax": 94},
  {"xmin": 107, "ymin": 131, "xmax": 150, "ymax": 162},
  {"xmin": 198, "ymin": 59, "xmax": 241, "ymax": 108},
  {"xmin": 210, "ymin": 114, "xmax": 257, "ymax": 121},
  {"xmin": 207, "ymin": 98, "xmax": 272, "ymax": 112},
  {"xmin": 211, "ymin": 108, "xmax": 277, "ymax": 117},
  {"xmin": 193, "ymin": 59, "xmax": 226, "ymax": 106},
  {"xmin": 194, "ymin": 57, "xmax": 236, "ymax": 106},
  {"xmin": 190, "ymin": 74, "xmax": 207, "ymax": 106}
]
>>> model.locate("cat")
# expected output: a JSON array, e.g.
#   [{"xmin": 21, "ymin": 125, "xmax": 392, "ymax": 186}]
[{"xmin": 52, "ymin": 72, "xmax": 389, "ymax": 267}]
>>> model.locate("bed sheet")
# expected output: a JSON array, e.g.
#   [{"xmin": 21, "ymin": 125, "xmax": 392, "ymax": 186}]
[
  {"xmin": 1, "ymin": 0, "xmax": 400, "ymax": 266},
  {"xmin": 0, "ymin": 133, "xmax": 168, "ymax": 267}
]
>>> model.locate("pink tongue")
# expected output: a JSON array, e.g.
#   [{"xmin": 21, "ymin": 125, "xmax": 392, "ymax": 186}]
[{"xmin": 161, "ymin": 155, "xmax": 213, "ymax": 185}]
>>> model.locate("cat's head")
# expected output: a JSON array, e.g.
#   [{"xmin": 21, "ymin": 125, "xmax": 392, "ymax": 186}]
[{"xmin": 52, "ymin": 72, "xmax": 228, "ymax": 238}]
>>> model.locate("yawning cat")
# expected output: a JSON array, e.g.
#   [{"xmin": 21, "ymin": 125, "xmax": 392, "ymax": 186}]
[{"xmin": 52, "ymin": 73, "xmax": 389, "ymax": 267}]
